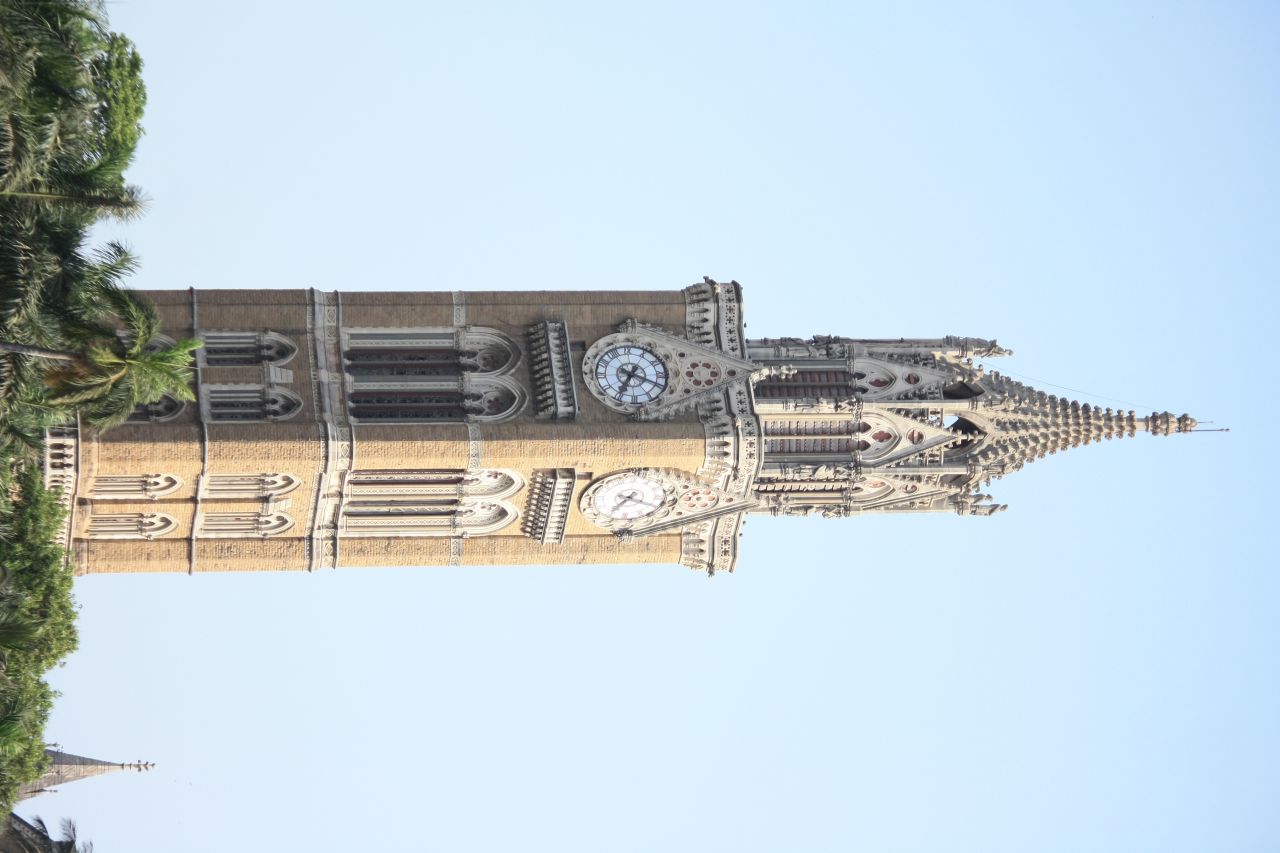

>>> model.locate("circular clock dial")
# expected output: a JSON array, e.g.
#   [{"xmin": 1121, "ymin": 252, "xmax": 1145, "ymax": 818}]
[
  {"xmin": 594, "ymin": 345, "xmax": 668, "ymax": 405},
  {"xmin": 591, "ymin": 472, "xmax": 669, "ymax": 521}
]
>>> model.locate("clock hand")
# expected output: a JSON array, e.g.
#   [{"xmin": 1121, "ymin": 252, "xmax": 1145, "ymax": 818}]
[
  {"xmin": 613, "ymin": 489, "xmax": 643, "ymax": 508},
  {"xmin": 617, "ymin": 364, "xmax": 643, "ymax": 392},
  {"xmin": 614, "ymin": 492, "xmax": 664, "ymax": 513}
]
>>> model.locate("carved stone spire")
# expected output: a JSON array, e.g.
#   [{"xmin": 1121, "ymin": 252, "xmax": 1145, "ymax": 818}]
[
  {"xmin": 16, "ymin": 749, "xmax": 154, "ymax": 802},
  {"xmin": 747, "ymin": 336, "xmax": 1198, "ymax": 519}
]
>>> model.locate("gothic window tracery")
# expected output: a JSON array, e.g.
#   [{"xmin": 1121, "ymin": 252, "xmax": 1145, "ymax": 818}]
[
  {"xmin": 204, "ymin": 473, "xmax": 300, "ymax": 499},
  {"xmin": 340, "ymin": 468, "xmax": 523, "ymax": 537},
  {"xmin": 762, "ymin": 417, "xmax": 902, "ymax": 460},
  {"xmin": 200, "ymin": 332, "xmax": 298, "ymax": 367},
  {"xmin": 128, "ymin": 395, "xmax": 186, "ymax": 423},
  {"xmin": 341, "ymin": 327, "xmax": 525, "ymax": 423},
  {"xmin": 347, "ymin": 469, "xmax": 522, "ymax": 499},
  {"xmin": 198, "ymin": 512, "xmax": 294, "ymax": 537},
  {"xmin": 93, "ymin": 474, "xmax": 183, "ymax": 500},
  {"xmin": 848, "ymin": 478, "xmax": 894, "ymax": 501},
  {"xmin": 204, "ymin": 386, "xmax": 303, "ymax": 422},
  {"xmin": 88, "ymin": 513, "xmax": 177, "ymax": 539},
  {"xmin": 763, "ymin": 419, "xmax": 861, "ymax": 455},
  {"xmin": 753, "ymin": 359, "xmax": 925, "ymax": 402}
]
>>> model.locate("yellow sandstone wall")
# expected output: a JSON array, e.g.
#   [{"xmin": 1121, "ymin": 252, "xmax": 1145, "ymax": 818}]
[{"xmin": 74, "ymin": 288, "xmax": 703, "ymax": 575}]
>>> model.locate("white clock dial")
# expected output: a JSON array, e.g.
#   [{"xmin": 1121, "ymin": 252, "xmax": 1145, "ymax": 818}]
[
  {"xmin": 594, "ymin": 345, "xmax": 668, "ymax": 405},
  {"xmin": 588, "ymin": 472, "xmax": 670, "ymax": 522}
]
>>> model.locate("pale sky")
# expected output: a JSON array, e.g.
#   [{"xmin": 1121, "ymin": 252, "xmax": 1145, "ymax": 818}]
[{"xmin": 19, "ymin": 2, "xmax": 1279, "ymax": 851}]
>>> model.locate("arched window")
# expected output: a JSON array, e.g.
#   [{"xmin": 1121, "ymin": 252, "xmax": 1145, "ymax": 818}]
[
  {"xmin": 341, "ymin": 468, "xmax": 522, "ymax": 537},
  {"xmin": 201, "ymin": 332, "xmax": 298, "ymax": 367},
  {"xmin": 128, "ymin": 395, "xmax": 186, "ymax": 423},
  {"xmin": 753, "ymin": 359, "xmax": 923, "ymax": 401},
  {"xmin": 465, "ymin": 376, "xmax": 526, "ymax": 422},
  {"xmin": 347, "ymin": 469, "xmax": 522, "ymax": 499},
  {"xmin": 205, "ymin": 386, "xmax": 303, "ymax": 422},
  {"xmin": 762, "ymin": 416, "xmax": 902, "ymax": 461},
  {"xmin": 346, "ymin": 379, "xmax": 525, "ymax": 423},
  {"xmin": 93, "ymin": 474, "xmax": 183, "ymax": 500},
  {"xmin": 88, "ymin": 513, "xmax": 177, "ymax": 539},
  {"xmin": 204, "ymin": 473, "xmax": 300, "ymax": 499},
  {"xmin": 198, "ymin": 512, "xmax": 294, "ymax": 538},
  {"xmin": 347, "ymin": 390, "xmax": 471, "ymax": 421},
  {"xmin": 460, "ymin": 329, "xmax": 521, "ymax": 376},
  {"xmin": 342, "ymin": 499, "xmax": 517, "ymax": 537},
  {"xmin": 342, "ymin": 327, "xmax": 524, "ymax": 422}
]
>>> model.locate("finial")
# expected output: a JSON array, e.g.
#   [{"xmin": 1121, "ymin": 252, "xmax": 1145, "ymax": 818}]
[{"xmin": 1144, "ymin": 412, "xmax": 1198, "ymax": 435}]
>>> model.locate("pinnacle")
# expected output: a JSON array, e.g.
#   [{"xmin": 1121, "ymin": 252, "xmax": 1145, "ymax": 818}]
[{"xmin": 1143, "ymin": 412, "xmax": 1199, "ymax": 435}]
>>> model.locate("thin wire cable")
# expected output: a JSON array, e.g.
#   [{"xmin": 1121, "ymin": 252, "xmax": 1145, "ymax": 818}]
[{"xmin": 997, "ymin": 369, "xmax": 1163, "ymax": 412}]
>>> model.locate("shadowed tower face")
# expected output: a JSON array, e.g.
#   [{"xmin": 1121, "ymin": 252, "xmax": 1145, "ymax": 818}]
[{"xmin": 46, "ymin": 281, "xmax": 1195, "ymax": 576}]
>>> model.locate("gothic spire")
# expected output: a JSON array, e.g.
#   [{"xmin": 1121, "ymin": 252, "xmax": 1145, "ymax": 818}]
[
  {"xmin": 959, "ymin": 367, "xmax": 1197, "ymax": 481},
  {"xmin": 16, "ymin": 749, "xmax": 154, "ymax": 802},
  {"xmin": 744, "ymin": 332, "xmax": 1198, "ymax": 519}
]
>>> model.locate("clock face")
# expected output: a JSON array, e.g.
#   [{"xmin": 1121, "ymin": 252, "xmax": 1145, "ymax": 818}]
[
  {"xmin": 594, "ymin": 345, "xmax": 668, "ymax": 405},
  {"xmin": 587, "ymin": 472, "xmax": 670, "ymax": 522}
]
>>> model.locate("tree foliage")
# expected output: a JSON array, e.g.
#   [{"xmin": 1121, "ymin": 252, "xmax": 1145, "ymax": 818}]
[
  {"xmin": 0, "ymin": 0, "xmax": 147, "ymax": 224},
  {"xmin": 0, "ymin": 0, "xmax": 165, "ymax": 816},
  {"xmin": 0, "ymin": 465, "xmax": 77, "ymax": 810}
]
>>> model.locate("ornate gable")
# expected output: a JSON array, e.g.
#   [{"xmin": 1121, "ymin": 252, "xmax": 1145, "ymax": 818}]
[{"xmin": 581, "ymin": 320, "xmax": 760, "ymax": 419}]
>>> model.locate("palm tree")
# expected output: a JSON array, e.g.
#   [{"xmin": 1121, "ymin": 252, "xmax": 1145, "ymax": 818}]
[
  {"xmin": 7, "ymin": 816, "xmax": 94, "ymax": 852},
  {"xmin": 26, "ymin": 286, "xmax": 200, "ymax": 428},
  {"xmin": 0, "ymin": 238, "xmax": 199, "ymax": 427}
]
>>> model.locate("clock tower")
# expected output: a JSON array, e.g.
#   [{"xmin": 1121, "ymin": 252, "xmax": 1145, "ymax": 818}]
[{"xmin": 46, "ymin": 279, "xmax": 1196, "ymax": 576}]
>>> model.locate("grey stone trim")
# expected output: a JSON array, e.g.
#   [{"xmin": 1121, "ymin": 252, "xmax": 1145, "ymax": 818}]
[
  {"xmin": 521, "ymin": 468, "xmax": 576, "ymax": 544},
  {"xmin": 452, "ymin": 290, "xmax": 467, "ymax": 326},
  {"xmin": 466, "ymin": 422, "xmax": 483, "ymax": 468},
  {"xmin": 527, "ymin": 321, "xmax": 579, "ymax": 419},
  {"xmin": 43, "ymin": 424, "xmax": 79, "ymax": 550},
  {"xmin": 683, "ymin": 278, "xmax": 748, "ymax": 357},
  {"xmin": 308, "ymin": 290, "xmax": 356, "ymax": 570}
]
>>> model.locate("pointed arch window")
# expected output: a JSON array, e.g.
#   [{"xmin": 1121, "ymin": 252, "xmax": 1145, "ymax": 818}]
[
  {"xmin": 93, "ymin": 474, "xmax": 183, "ymax": 500},
  {"xmin": 761, "ymin": 417, "xmax": 902, "ymax": 461},
  {"xmin": 128, "ymin": 395, "xmax": 186, "ymax": 423},
  {"xmin": 763, "ymin": 419, "xmax": 860, "ymax": 455},
  {"xmin": 341, "ymin": 468, "xmax": 522, "ymax": 537},
  {"xmin": 88, "ymin": 513, "xmax": 177, "ymax": 539},
  {"xmin": 341, "ymin": 327, "xmax": 525, "ymax": 423},
  {"xmin": 348, "ymin": 469, "xmax": 521, "ymax": 499},
  {"xmin": 754, "ymin": 359, "xmax": 924, "ymax": 402},
  {"xmin": 342, "ymin": 500, "xmax": 517, "ymax": 537},
  {"xmin": 201, "ymin": 332, "xmax": 298, "ymax": 367},
  {"xmin": 198, "ymin": 512, "xmax": 294, "ymax": 538},
  {"xmin": 345, "ymin": 378, "xmax": 525, "ymax": 423},
  {"xmin": 204, "ymin": 473, "xmax": 300, "ymax": 499},
  {"xmin": 204, "ymin": 385, "xmax": 303, "ymax": 422}
]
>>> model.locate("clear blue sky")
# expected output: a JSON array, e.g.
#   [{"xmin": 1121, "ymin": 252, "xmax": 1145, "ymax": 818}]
[{"xmin": 18, "ymin": 2, "xmax": 1279, "ymax": 851}]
